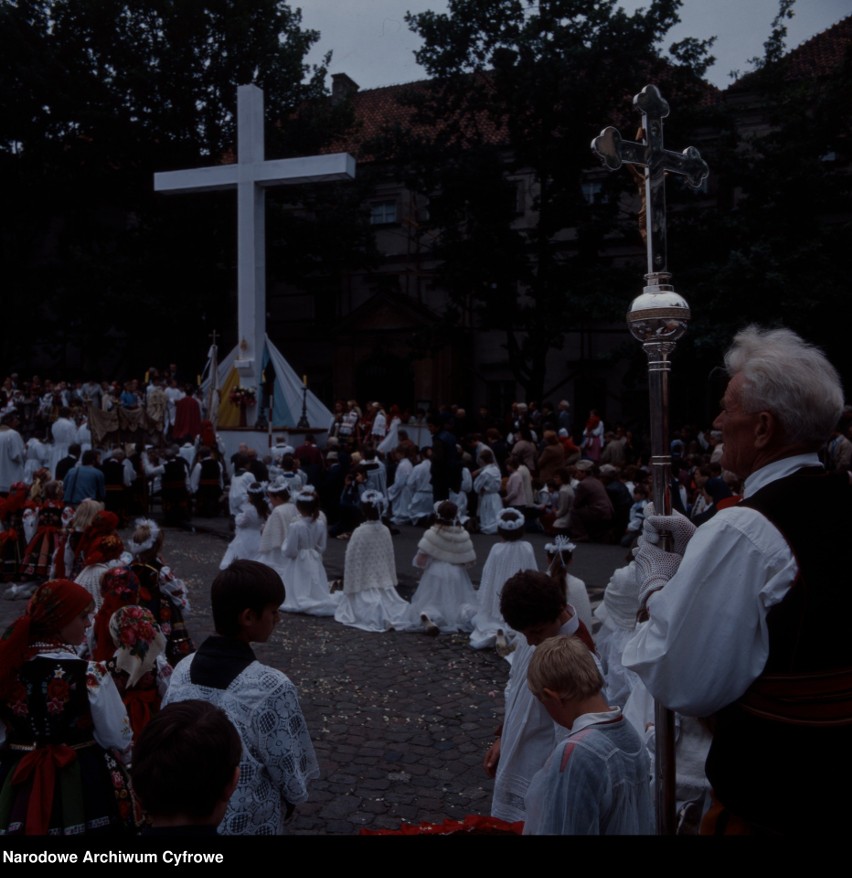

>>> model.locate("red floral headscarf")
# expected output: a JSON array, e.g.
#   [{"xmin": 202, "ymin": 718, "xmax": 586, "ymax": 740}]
[
  {"xmin": 73, "ymin": 510, "xmax": 120, "ymax": 566},
  {"xmin": 91, "ymin": 566, "xmax": 141, "ymax": 662},
  {"xmin": 0, "ymin": 580, "xmax": 92, "ymax": 698}
]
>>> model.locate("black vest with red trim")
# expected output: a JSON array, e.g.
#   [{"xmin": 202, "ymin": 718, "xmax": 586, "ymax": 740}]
[{"xmin": 705, "ymin": 467, "xmax": 852, "ymax": 833}]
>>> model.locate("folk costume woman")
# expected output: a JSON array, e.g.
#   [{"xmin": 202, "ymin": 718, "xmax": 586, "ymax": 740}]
[
  {"xmin": 401, "ymin": 500, "xmax": 477, "ymax": 635},
  {"xmin": 90, "ymin": 566, "xmax": 141, "ymax": 662},
  {"xmin": 0, "ymin": 482, "xmax": 29, "ymax": 582},
  {"xmin": 74, "ymin": 532, "xmax": 125, "ymax": 615},
  {"xmin": 127, "ymin": 519, "xmax": 194, "ymax": 666},
  {"xmin": 20, "ymin": 480, "xmax": 69, "ymax": 582},
  {"xmin": 105, "ymin": 606, "xmax": 171, "ymax": 742},
  {"xmin": 61, "ymin": 503, "xmax": 110, "ymax": 581},
  {"xmin": 0, "ymin": 580, "xmax": 133, "ymax": 835}
]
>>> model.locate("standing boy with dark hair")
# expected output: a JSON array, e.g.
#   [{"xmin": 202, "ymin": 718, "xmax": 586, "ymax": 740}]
[
  {"xmin": 164, "ymin": 560, "xmax": 318, "ymax": 835},
  {"xmin": 523, "ymin": 636, "xmax": 651, "ymax": 835},
  {"xmin": 486, "ymin": 570, "xmax": 596, "ymax": 824}
]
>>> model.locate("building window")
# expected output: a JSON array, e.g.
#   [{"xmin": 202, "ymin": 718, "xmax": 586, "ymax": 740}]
[
  {"xmin": 581, "ymin": 180, "xmax": 608, "ymax": 205},
  {"xmin": 370, "ymin": 200, "xmax": 398, "ymax": 225}
]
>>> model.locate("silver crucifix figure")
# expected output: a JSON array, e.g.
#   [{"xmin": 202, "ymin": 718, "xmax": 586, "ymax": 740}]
[{"xmin": 591, "ymin": 84, "xmax": 709, "ymax": 836}]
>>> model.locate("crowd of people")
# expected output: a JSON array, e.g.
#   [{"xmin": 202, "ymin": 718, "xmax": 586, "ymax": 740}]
[{"xmin": 1, "ymin": 324, "xmax": 850, "ymax": 836}]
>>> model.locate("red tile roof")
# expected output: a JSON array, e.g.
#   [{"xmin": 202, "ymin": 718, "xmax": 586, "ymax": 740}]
[
  {"xmin": 323, "ymin": 74, "xmax": 507, "ymax": 159},
  {"xmin": 782, "ymin": 13, "xmax": 852, "ymax": 79},
  {"xmin": 326, "ymin": 64, "xmax": 718, "ymax": 161},
  {"xmin": 726, "ymin": 14, "xmax": 851, "ymax": 90}
]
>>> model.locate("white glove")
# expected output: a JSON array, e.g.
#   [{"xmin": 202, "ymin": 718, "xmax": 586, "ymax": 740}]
[
  {"xmin": 641, "ymin": 502, "xmax": 696, "ymax": 556},
  {"xmin": 633, "ymin": 502, "xmax": 696, "ymax": 611},
  {"xmin": 633, "ymin": 537, "xmax": 681, "ymax": 610}
]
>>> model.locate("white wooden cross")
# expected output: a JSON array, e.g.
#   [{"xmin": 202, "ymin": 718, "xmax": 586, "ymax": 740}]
[{"xmin": 154, "ymin": 84, "xmax": 356, "ymax": 394}]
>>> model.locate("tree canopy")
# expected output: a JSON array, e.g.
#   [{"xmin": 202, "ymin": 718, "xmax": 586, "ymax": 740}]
[
  {"xmin": 394, "ymin": 0, "xmax": 714, "ymax": 402},
  {"xmin": 0, "ymin": 0, "xmax": 357, "ymax": 376}
]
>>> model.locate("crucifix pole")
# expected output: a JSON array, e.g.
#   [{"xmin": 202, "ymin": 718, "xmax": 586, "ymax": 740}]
[{"xmin": 592, "ymin": 84, "xmax": 708, "ymax": 835}]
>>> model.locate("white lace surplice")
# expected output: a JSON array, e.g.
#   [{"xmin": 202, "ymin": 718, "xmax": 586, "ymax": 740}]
[{"xmin": 163, "ymin": 658, "xmax": 319, "ymax": 835}]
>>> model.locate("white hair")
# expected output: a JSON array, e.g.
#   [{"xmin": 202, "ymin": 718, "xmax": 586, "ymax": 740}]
[{"xmin": 725, "ymin": 325, "xmax": 844, "ymax": 447}]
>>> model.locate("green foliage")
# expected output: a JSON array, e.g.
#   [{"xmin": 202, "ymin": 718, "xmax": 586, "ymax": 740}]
[
  {"xmin": 667, "ymin": 31, "xmax": 852, "ymax": 422},
  {"xmin": 759, "ymin": 0, "xmax": 797, "ymax": 68}
]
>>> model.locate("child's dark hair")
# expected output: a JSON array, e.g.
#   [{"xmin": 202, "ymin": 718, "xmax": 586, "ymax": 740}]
[
  {"xmin": 546, "ymin": 541, "xmax": 574, "ymax": 569},
  {"xmin": 499, "ymin": 524, "xmax": 525, "ymax": 542},
  {"xmin": 211, "ymin": 560, "xmax": 285, "ymax": 636},
  {"xmin": 132, "ymin": 700, "xmax": 242, "ymax": 821},
  {"xmin": 359, "ymin": 492, "xmax": 383, "ymax": 521},
  {"xmin": 500, "ymin": 570, "xmax": 566, "ymax": 631},
  {"xmin": 295, "ymin": 493, "xmax": 320, "ymax": 520},
  {"xmin": 247, "ymin": 483, "xmax": 269, "ymax": 521},
  {"xmin": 434, "ymin": 500, "xmax": 458, "ymax": 526}
]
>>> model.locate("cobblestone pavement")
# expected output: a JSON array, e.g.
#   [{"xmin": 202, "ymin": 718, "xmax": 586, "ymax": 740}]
[{"xmin": 1, "ymin": 518, "xmax": 628, "ymax": 836}]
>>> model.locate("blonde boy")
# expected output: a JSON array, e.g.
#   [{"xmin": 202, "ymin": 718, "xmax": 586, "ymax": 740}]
[{"xmin": 523, "ymin": 636, "xmax": 652, "ymax": 835}]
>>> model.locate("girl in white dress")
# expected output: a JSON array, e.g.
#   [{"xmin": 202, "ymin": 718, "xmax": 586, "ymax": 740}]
[
  {"xmin": 406, "ymin": 448, "xmax": 434, "ymax": 525},
  {"xmin": 473, "ymin": 449, "xmax": 503, "ymax": 534},
  {"xmin": 335, "ymin": 490, "xmax": 409, "ymax": 632},
  {"xmin": 544, "ymin": 535, "xmax": 593, "ymax": 632},
  {"xmin": 255, "ymin": 477, "xmax": 291, "ymax": 582},
  {"xmin": 220, "ymin": 482, "xmax": 267, "ymax": 570},
  {"xmin": 388, "ymin": 446, "xmax": 415, "ymax": 525},
  {"xmin": 279, "ymin": 491, "xmax": 340, "ymax": 616},
  {"xmin": 400, "ymin": 500, "xmax": 477, "ymax": 635},
  {"xmin": 469, "ymin": 507, "xmax": 537, "ymax": 650},
  {"xmin": 377, "ymin": 406, "xmax": 402, "ymax": 456}
]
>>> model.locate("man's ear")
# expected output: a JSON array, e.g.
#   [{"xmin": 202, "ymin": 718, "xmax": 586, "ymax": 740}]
[
  {"xmin": 754, "ymin": 410, "xmax": 777, "ymax": 449},
  {"xmin": 237, "ymin": 607, "xmax": 256, "ymax": 628}
]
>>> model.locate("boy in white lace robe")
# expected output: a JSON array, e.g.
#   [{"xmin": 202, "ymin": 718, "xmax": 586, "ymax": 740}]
[{"xmin": 164, "ymin": 560, "xmax": 318, "ymax": 835}]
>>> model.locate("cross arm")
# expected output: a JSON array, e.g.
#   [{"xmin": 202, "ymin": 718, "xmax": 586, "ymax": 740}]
[
  {"xmin": 591, "ymin": 127, "xmax": 646, "ymax": 171},
  {"xmin": 154, "ymin": 163, "xmax": 239, "ymax": 194},
  {"xmin": 254, "ymin": 152, "xmax": 356, "ymax": 187},
  {"xmin": 656, "ymin": 146, "xmax": 709, "ymax": 190}
]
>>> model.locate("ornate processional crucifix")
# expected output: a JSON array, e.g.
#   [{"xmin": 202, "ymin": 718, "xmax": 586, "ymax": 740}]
[
  {"xmin": 154, "ymin": 84, "xmax": 356, "ymax": 419},
  {"xmin": 591, "ymin": 84, "xmax": 709, "ymax": 835},
  {"xmin": 592, "ymin": 84, "xmax": 708, "ymax": 286}
]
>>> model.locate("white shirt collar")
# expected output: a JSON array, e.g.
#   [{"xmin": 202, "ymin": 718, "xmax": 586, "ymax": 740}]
[
  {"xmin": 571, "ymin": 706, "xmax": 623, "ymax": 734},
  {"xmin": 743, "ymin": 453, "xmax": 822, "ymax": 498},
  {"xmin": 559, "ymin": 608, "xmax": 579, "ymax": 638}
]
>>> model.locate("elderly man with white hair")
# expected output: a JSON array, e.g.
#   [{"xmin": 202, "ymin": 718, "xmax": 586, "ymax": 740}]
[{"xmin": 623, "ymin": 325, "xmax": 849, "ymax": 836}]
